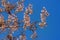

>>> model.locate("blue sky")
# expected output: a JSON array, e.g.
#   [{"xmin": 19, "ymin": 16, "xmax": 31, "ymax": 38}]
[{"xmin": 0, "ymin": 0, "xmax": 60, "ymax": 40}]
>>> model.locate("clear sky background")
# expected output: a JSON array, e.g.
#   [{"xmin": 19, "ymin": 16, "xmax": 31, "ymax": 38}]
[{"xmin": 0, "ymin": 0, "xmax": 60, "ymax": 40}]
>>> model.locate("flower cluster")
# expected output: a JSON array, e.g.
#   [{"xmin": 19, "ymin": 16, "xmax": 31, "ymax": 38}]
[{"xmin": 0, "ymin": 0, "xmax": 49, "ymax": 40}]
